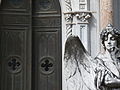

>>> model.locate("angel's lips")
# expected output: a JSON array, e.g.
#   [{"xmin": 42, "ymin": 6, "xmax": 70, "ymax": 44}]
[
  {"xmin": 107, "ymin": 47, "xmax": 115, "ymax": 52},
  {"xmin": 107, "ymin": 44, "xmax": 112, "ymax": 47}
]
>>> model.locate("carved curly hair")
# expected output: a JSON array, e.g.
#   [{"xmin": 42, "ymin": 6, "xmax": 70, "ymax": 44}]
[{"xmin": 100, "ymin": 24, "xmax": 120, "ymax": 49}]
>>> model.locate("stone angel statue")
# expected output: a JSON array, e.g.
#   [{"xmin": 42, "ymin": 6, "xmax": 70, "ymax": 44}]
[{"xmin": 64, "ymin": 24, "xmax": 120, "ymax": 90}]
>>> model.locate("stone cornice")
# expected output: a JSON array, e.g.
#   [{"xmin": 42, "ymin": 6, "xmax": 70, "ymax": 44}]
[{"xmin": 64, "ymin": 11, "xmax": 94, "ymax": 24}]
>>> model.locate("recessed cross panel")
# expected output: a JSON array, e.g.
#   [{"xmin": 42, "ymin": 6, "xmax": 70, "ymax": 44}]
[
  {"xmin": 7, "ymin": 56, "xmax": 22, "ymax": 74},
  {"xmin": 40, "ymin": 57, "xmax": 54, "ymax": 74}
]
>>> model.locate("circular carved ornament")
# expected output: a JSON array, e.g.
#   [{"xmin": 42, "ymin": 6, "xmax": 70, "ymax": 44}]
[
  {"xmin": 39, "ymin": 0, "xmax": 52, "ymax": 10},
  {"xmin": 39, "ymin": 57, "xmax": 54, "ymax": 75},
  {"xmin": 7, "ymin": 56, "xmax": 22, "ymax": 74},
  {"xmin": 8, "ymin": 0, "xmax": 24, "ymax": 8}
]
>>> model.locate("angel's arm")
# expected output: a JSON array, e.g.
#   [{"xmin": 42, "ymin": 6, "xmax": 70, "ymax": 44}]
[
  {"xmin": 95, "ymin": 65, "xmax": 120, "ymax": 88},
  {"xmin": 95, "ymin": 69, "xmax": 107, "ymax": 90}
]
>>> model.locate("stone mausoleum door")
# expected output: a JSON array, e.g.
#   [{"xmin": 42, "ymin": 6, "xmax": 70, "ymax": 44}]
[
  {"xmin": 32, "ymin": 0, "xmax": 62, "ymax": 90},
  {"xmin": 0, "ymin": 0, "xmax": 62, "ymax": 90}
]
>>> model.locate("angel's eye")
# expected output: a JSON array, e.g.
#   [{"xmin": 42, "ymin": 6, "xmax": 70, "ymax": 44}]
[
  {"xmin": 104, "ymin": 37, "xmax": 108, "ymax": 41},
  {"xmin": 111, "ymin": 37, "xmax": 115, "ymax": 40}
]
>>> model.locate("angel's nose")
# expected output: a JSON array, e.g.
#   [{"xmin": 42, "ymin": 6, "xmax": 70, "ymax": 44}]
[
  {"xmin": 107, "ymin": 38, "xmax": 111, "ymax": 44},
  {"xmin": 108, "ymin": 41, "xmax": 111, "ymax": 44}
]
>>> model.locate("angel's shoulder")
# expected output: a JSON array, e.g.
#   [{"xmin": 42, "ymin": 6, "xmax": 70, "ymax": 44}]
[
  {"xmin": 93, "ymin": 53, "xmax": 105, "ymax": 64},
  {"xmin": 94, "ymin": 53, "xmax": 104, "ymax": 59}
]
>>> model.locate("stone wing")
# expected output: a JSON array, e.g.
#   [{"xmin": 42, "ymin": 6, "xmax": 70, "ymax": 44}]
[{"xmin": 64, "ymin": 36, "xmax": 96, "ymax": 90}]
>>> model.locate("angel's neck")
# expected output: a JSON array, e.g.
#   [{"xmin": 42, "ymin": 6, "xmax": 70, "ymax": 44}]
[{"xmin": 105, "ymin": 49, "xmax": 117, "ymax": 60}]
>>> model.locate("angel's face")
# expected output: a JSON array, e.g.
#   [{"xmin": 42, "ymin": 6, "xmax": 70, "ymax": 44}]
[{"xmin": 104, "ymin": 34, "xmax": 117, "ymax": 51}]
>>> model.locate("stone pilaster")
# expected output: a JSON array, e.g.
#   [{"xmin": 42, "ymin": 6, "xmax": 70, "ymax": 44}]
[{"xmin": 100, "ymin": 0, "xmax": 113, "ymax": 30}]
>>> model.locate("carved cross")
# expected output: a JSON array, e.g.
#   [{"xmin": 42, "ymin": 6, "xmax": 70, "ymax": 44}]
[
  {"xmin": 41, "ymin": 59, "xmax": 53, "ymax": 71},
  {"xmin": 8, "ymin": 58, "xmax": 21, "ymax": 71}
]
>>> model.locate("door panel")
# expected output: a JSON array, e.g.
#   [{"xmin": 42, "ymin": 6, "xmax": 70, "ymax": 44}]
[
  {"xmin": 33, "ymin": 31, "xmax": 61, "ymax": 90},
  {"xmin": 32, "ymin": 0, "xmax": 62, "ymax": 90},
  {"xmin": 0, "ymin": 0, "xmax": 32, "ymax": 90}
]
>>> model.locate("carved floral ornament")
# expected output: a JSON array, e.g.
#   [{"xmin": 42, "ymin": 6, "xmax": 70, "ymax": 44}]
[
  {"xmin": 64, "ymin": 11, "xmax": 94, "ymax": 24},
  {"xmin": 39, "ymin": 57, "xmax": 54, "ymax": 75},
  {"xmin": 7, "ymin": 56, "xmax": 22, "ymax": 74}
]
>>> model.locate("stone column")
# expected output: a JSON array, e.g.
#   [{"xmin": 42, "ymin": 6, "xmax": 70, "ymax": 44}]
[{"xmin": 100, "ymin": 0, "xmax": 113, "ymax": 30}]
